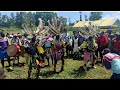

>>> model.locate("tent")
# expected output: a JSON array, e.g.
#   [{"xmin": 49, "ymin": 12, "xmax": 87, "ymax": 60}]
[
  {"xmin": 73, "ymin": 18, "xmax": 120, "ymax": 29},
  {"xmin": 73, "ymin": 21, "xmax": 83, "ymax": 27},
  {"xmin": 99, "ymin": 18, "xmax": 119, "ymax": 29}
]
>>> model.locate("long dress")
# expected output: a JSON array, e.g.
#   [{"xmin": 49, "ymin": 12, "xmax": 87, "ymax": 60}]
[
  {"xmin": 0, "ymin": 37, "xmax": 9, "ymax": 60},
  {"xmin": 73, "ymin": 38, "xmax": 79, "ymax": 53}
]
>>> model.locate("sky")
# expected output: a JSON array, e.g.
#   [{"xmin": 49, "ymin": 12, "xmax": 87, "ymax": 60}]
[{"xmin": 1, "ymin": 11, "xmax": 120, "ymax": 23}]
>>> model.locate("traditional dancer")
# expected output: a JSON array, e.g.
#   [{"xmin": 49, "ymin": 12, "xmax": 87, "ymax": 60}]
[
  {"xmin": 80, "ymin": 36, "xmax": 98, "ymax": 70},
  {"xmin": 11, "ymin": 33, "xmax": 21, "ymax": 65},
  {"xmin": 96, "ymin": 32, "xmax": 108, "ymax": 64},
  {"xmin": 0, "ymin": 32, "xmax": 12, "ymax": 69},
  {"xmin": 52, "ymin": 34, "xmax": 64, "ymax": 73}
]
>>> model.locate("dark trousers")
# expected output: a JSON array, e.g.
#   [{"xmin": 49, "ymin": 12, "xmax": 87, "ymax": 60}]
[
  {"xmin": 54, "ymin": 50, "xmax": 64, "ymax": 72},
  {"xmin": 110, "ymin": 73, "xmax": 120, "ymax": 79},
  {"xmin": 66, "ymin": 45, "xmax": 69, "ymax": 57},
  {"xmin": 98, "ymin": 45, "xmax": 108, "ymax": 63},
  {"xmin": 95, "ymin": 49, "xmax": 99, "ymax": 58},
  {"xmin": 66, "ymin": 45, "xmax": 73, "ymax": 58}
]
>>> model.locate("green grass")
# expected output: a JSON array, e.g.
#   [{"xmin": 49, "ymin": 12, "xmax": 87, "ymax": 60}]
[
  {"xmin": 1, "ymin": 27, "xmax": 23, "ymax": 34},
  {"xmin": 1, "ymin": 57, "xmax": 112, "ymax": 79},
  {"xmin": 0, "ymin": 27, "xmax": 112, "ymax": 79}
]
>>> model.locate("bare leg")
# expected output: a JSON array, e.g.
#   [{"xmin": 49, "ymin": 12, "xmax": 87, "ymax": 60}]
[
  {"xmin": 53, "ymin": 59, "xmax": 57, "ymax": 73},
  {"xmin": 36, "ymin": 65, "xmax": 41, "ymax": 79},
  {"xmin": 7, "ymin": 57, "xmax": 11, "ymax": 67},
  {"xmin": 60, "ymin": 56, "xmax": 64, "ymax": 72}
]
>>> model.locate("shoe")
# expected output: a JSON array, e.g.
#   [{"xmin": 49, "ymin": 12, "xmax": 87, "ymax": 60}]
[
  {"xmin": 9, "ymin": 66, "xmax": 13, "ymax": 71},
  {"xmin": 91, "ymin": 66, "xmax": 97, "ymax": 69},
  {"xmin": 60, "ymin": 67, "xmax": 64, "ymax": 72},
  {"xmin": 53, "ymin": 70, "xmax": 56, "ymax": 73}
]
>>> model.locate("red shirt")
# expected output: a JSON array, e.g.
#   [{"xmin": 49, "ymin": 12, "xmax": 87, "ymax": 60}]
[
  {"xmin": 113, "ymin": 39, "xmax": 120, "ymax": 51},
  {"xmin": 96, "ymin": 34, "xmax": 108, "ymax": 46}
]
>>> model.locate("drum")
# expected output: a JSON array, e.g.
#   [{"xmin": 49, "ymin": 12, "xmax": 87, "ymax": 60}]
[
  {"xmin": 19, "ymin": 46, "xmax": 26, "ymax": 57},
  {"xmin": 7, "ymin": 44, "xmax": 20, "ymax": 57}
]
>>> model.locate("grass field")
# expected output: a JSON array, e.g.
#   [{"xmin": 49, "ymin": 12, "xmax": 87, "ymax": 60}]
[
  {"xmin": 0, "ymin": 27, "xmax": 113, "ymax": 79},
  {"xmin": 1, "ymin": 57, "xmax": 112, "ymax": 79},
  {"xmin": 1, "ymin": 27, "xmax": 23, "ymax": 34}
]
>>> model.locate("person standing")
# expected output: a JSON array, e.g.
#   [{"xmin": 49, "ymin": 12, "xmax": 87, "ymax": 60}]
[
  {"xmin": 61, "ymin": 32, "xmax": 70, "ymax": 58},
  {"xmin": 11, "ymin": 33, "xmax": 21, "ymax": 65},
  {"xmin": 112, "ymin": 35, "xmax": 120, "ymax": 55},
  {"xmin": 96, "ymin": 32, "xmax": 108, "ymax": 64},
  {"xmin": 72, "ymin": 35, "xmax": 79, "ymax": 60},
  {"xmin": 0, "ymin": 32, "xmax": 12, "ymax": 69}
]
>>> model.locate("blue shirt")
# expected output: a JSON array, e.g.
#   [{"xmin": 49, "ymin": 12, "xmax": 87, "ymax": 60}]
[
  {"xmin": 45, "ymin": 42, "xmax": 51, "ymax": 48},
  {"xmin": 0, "ymin": 38, "xmax": 8, "ymax": 51},
  {"xmin": 61, "ymin": 33, "xmax": 70, "ymax": 43},
  {"xmin": 111, "ymin": 58, "xmax": 120, "ymax": 74}
]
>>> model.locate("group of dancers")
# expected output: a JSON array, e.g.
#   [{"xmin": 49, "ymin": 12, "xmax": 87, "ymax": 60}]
[{"xmin": 0, "ymin": 28, "xmax": 120, "ymax": 79}]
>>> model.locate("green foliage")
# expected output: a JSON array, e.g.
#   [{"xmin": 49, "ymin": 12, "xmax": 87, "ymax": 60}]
[
  {"xmin": 84, "ymin": 15, "xmax": 88, "ymax": 21},
  {"xmin": 89, "ymin": 12, "xmax": 103, "ymax": 21},
  {"xmin": 35, "ymin": 12, "xmax": 57, "ymax": 26},
  {"xmin": 3, "ymin": 27, "xmax": 23, "ymax": 34},
  {"xmin": 0, "ymin": 12, "xmax": 67, "ymax": 30}
]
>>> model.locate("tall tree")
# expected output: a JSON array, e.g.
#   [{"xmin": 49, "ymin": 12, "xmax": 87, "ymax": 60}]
[
  {"xmin": 35, "ymin": 12, "xmax": 57, "ymax": 26},
  {"xmin": 59, "ymin": 16, "xmax": 67, "ymax": 26},
  {"xmin": 1, "ymin": 15, "xmax": 10, "ymax": 27},
  {"xmin": 15, "ymin": 12, "xmax": 22, "ymax": 28},
  {"xmin": 10, "ymin": 13, "xmax": 16, "ymax": 26},
  {"xmin": 89, "ymin": 12, "xmax": 103, "ymax": 21},
  {"xmin": 0, "ymin": 13, "xmax": 2, "ymax": 27},
  {"xmin": 84, "ymin": 15, "xmax": 88, "ymax": 21}
]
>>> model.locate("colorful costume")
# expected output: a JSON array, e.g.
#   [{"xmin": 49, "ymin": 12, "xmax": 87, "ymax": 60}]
[
  {"xmin": 0, "ymin": 37, "xmax": 10, "ymax": 60},
  {"xmin": 103, "ymin": 52, "xmax": 120, "ymax": 79}
]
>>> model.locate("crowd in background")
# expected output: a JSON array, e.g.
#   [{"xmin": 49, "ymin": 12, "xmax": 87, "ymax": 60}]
[{"xmin": 0, "ymin": 29, "xmax": 120, "ymax": 79}]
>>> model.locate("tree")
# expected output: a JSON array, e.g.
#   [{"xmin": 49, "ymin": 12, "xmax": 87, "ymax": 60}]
[
  {"xmin": 84, "ymin": 15, "xmax": 88, "ymax": 21},
  {"xmin": 69, "ymin": 22, "xmax": 75, "ymax": 26},
  {"xmin": 15, "ymin": 12, "xmax": 22, "ymax": 28},
  {"xmin": 59, "ymin": 16, "xmax": 67, "ymax": 26},
  {"xmin": 1, "ymin": 15, "xmax": 10, "ymax": 27},
  {"xmin": 10, "ymin": 13, "xmax": 16, "ymax": 26},
  {"xmin": 0, "ymin": 13, "xmax": 2, "ymax": 27},
  {"xmin": 89, "ymin": 12, "xmax": 103, "ymax": 21},
  {"xmin": 35, "ymin": 12, "xmax": 57, "ymax": 26}
]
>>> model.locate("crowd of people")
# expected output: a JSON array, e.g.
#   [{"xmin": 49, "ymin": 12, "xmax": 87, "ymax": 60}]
[{"xmin": 0, "ymin": 28, "xmax": 120, "ymax": 79}]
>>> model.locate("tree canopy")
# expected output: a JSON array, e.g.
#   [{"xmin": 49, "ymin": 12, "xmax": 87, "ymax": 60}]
[
  {"xmin": 89, "ymin": 12, "xmax": 103, "ymax": 21},
  {"xmin": 0, "ymin": 12, "xmax": 67, "ymax": 28}
]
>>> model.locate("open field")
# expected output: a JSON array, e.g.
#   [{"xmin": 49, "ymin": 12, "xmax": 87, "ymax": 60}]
[
  {"xmin": 1, "ymin": 57, "xmax": 112, "ymax": 79},
  {"xmin": 0, "ymin": 27, "xmax": 114, "ymax": 79}
]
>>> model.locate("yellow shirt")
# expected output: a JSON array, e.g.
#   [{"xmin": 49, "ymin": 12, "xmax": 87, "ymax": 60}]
[{"xmin": 37, "ymin": 45, "xmax": 44, "ymax": 54}]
